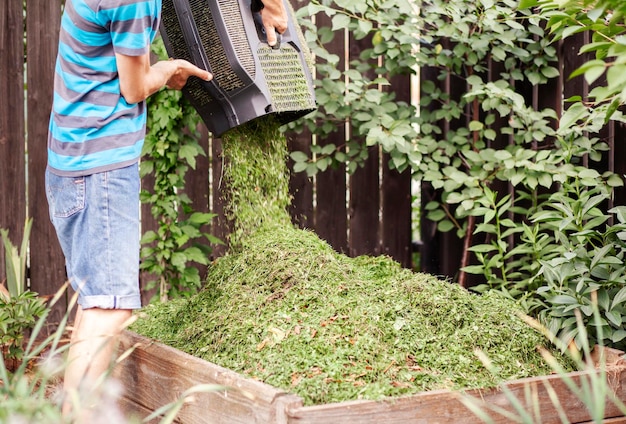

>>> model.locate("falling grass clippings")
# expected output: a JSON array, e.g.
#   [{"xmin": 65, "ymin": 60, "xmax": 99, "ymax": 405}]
[{"xmin": 132, "ymin": 117, "xmax": 573, "ymax": 406}]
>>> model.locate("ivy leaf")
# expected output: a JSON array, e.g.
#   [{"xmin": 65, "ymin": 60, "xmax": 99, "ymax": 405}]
[
  {"xmin": 331, "ymin": 14, "xmax": 351, "ymax": 31},
  {"xmin": 183, "ymin": 246, "xmax": 209, "ymax": 265},
  {"xmin": 179, "ymin": 144, "xmax": 199, "ymax": 169}
]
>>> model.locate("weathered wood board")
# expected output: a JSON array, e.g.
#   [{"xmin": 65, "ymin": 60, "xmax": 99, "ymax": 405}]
[
  {"xmin": 115, "ymin": 331, "xmax": 303, "ymax": 423},
  {"xmin": 115, "ymin": 331, "xmax": 626, "ymax": 423}
]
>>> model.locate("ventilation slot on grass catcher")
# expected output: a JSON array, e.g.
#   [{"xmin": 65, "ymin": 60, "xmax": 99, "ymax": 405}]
[{"xmin": 160, "ymin": 0, "xmax": 317, "ymax": 136}]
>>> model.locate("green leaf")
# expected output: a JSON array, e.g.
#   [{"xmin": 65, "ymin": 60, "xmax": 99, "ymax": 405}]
[
  {"xmin": 183, "ymin": 246, "xmax": 209, "ymax": 265},
  {"xmin": 188, "ymin": 212, "xmax": 216, "ymax": 225},
  {"xmin": 331, "ymin": 14, "xmax": 351, "ymax": 31},
  {"xmin": 611, "ymin": 287, "xmax": 626, "ymax": 310},
  {"xmin": 468, "ymin": 244, "xmax": 498, "ymax": 253},
  {"xmin": 559, "ymin": 103, "xmax": 587, "ymax": 130},
  {"xmin": 606, "ymin": 311, "xmax": 622, "ymax": 327},
  {"xmin": 290, "ymin": 151, "xmax": 309, "ymax": 162},
  {"xmin": 437, "ymin": 220, "xmax": 455, "ymax": 232},
  {"xmin": 469, "ymin": 121, "xmax": 484, "ymax": 131},
  {"xmin": 551, "ymin": 295, "xmax": 579, "ymax": 305},
  {"xmin": 461, "ymin": 265, "xmax": 487, "ymax": 275},
  {"xmin": 518, "ymin": 0, "xmax": 538, "ymax": 9},
  {"xmin": 612, "ymin": 330, "xmax": 626, "ymax": 343},
  {"xmin": 293, "ymin": 161, "xmax": 309, "ymax": 173}
]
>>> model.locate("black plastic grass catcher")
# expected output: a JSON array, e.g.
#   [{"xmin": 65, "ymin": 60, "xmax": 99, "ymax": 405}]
[{"xmin": 159, "ymin": 0, "xmax": 317, "ymax": 136}]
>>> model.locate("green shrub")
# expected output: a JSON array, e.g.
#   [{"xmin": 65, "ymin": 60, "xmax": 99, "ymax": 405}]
[{"xmin": 1, "ymin": 218, "xmax": 47, "ymax": 362}]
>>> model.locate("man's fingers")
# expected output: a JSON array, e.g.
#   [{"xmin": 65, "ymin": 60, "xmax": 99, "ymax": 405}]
[
  {"xmin": 265, "ymin": 24, "xmax": 278, "ymax": 46},
  {"xmin": 198, "ymin": 69, "xmax": 212, "ymax": 81}
]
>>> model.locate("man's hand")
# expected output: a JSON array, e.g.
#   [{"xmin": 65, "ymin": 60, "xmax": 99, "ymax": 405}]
[
  {"xmin": 163, "ymin": 59, "xmax": 212, "ymax": 90},
  {"xmin": 259, "ymin": 0, "xmax": 288, "ymax": 47},
  {"xmin": 117, "ymin": 53, "xmax": 211, "ymax": 104}
]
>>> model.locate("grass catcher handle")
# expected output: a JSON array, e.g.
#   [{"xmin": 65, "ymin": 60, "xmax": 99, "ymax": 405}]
[{"xmin": 251, "ymin": 0, "xmax": 282, "ymax": 49}]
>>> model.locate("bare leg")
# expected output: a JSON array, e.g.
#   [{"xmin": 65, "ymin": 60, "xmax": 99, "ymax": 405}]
[{"xmin": 62, "ymin": 306, "xmax": 132, "ymax": 418}]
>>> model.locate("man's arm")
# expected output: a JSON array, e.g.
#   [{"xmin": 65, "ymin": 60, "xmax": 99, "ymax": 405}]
[
  {"xmin": 259, "ymin": 0, "xmax": 288, "ymax": 47},
  {"xmin": 116, "ymin": 53, "xmax": 212, "ymax": 104}
]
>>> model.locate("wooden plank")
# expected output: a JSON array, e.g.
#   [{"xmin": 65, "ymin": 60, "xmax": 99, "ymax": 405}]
[
  {"xmin": 561, "ymin": 32, "xmax": 589, "ymax": 110},
  {"xmin": 117, "ymin": 330, "xmax": 626, "ymax": 424},
  {"xmin": 417, "ymin": 63, "xmax": 442, "ymax": 275},
  {"xmin": 0, "ymin": 0, "xmax": 26, "ymax": 282},
  {"xmin": 25, "ymin": 0, "xmax": 68, "ymax": 328},
  {"xmin": 285, "ymin": 0, "xmax": 314, "ymax": 229},
  {"xmin": 187, "ymin": 126, "xmax": 211, "ymax": 216},
  {"xmin": 381, "ymin": 73, "xmax": 412, "ymax": 268},
  {"xmin": 418, "ymin": 53, "xmax": 467, "ymax": 277},
  {"xmin": 585, "ymin": 418, "xmax": 626, "ymax": 424},
  {"xmin": 285, "ymin": 368, "xmax": 626, "ymax": 424},
  {"xmin": 381, "ymin": 163, "xmax": 411, "ymax": 268},
  {"xmin": 183, "ymin": 124, "xmax": 210, "ymax": 279},
  {"xmin": 115, "ymin": 331, "xmax": 304, "ymax": 424},
  {"xmin": 347, "ymin": 33, "xmax": 381, "ymax": 259},
  {"xmin": 118, "ymin": 397, "xmax": 159, "ymax": 424},
  {"xmin": 312, "ymin": 14, "xmax": 348, "ymax": 254},
  {"xmin": 349, "ymin": 150, "xmax": 381, "ymax": 257}
]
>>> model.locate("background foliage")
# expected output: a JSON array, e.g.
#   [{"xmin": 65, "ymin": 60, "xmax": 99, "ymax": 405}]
[{"xmin": 292, "ymin": 0, "xmax": 626, "ymax": 351}]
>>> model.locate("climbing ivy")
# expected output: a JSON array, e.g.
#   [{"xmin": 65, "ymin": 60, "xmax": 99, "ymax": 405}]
[{"xmin": 140, "ymin": 39, "xmax": 220, "ymax": 302}]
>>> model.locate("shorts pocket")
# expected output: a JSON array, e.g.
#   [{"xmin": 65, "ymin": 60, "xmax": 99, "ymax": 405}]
[{"xmin": 46, "ymin": 171, "xmax": 86, "ymax": 218}]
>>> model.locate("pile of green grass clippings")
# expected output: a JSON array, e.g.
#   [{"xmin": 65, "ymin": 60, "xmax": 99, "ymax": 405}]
[{"xmin": 132, "ymin": 118, "xmax": 572, "ymax": 406}]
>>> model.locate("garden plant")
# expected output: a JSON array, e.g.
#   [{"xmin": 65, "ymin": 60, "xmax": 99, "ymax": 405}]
[
  {"xmin": 0, "ymin": 284, "xmax": 225, "ymax": 424},
  {"xmin": 1, "ymin": 218, "xmax": 47, "ymax": 365}
]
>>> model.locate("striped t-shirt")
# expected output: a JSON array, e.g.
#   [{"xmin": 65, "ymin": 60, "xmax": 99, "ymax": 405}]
[{"xmin": 47, "ymin": 0, "xmax": 161, "ymax": 176}]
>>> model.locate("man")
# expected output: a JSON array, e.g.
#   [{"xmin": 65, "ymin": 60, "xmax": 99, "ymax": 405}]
[{"xmin": 46, "ymin": 0, "xmax": 287, "ymax": 418}]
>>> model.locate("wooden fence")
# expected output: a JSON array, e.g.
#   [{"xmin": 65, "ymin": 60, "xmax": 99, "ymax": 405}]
[{"xmin": 1, "ymin": 2, "xmax": 624, "ymax": 323}]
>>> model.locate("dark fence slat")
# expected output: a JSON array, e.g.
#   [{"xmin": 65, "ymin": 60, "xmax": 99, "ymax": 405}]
[
  {"xmin": 315, "ymin": 154, "xmax": 348, "ymax": 254},
  {"xmin": 183, "ymin": 126, "xmax": 210, "ymax": 281},
  {"xmin": 312, "ymin": 16, "xmax": 348, "ymax": 254},
  {"xmin": 613, "ymin": 121, "xmax": 626, "ymax": 208},
  {"xmin": 381, "ymin": 163, "xmax": 412, "ymax": 268},
  {"xmin": 349, "ymin": 151, "xmax": 381, "ymax": 258},
  {"xmin": 419, "ymin": 58, "xmax": 468, "ymax": 278},
  {"xmin": 347, "ymin": 34, "xmax": 381, "ymax": 258},
  {"xmin": 0, "ymin": 0, "xmax": 26, "ymax": 283},
  {"xmin": 562, "ymin": 33, "xmax": 589, "ymax": 108},
  {"xmin": 380, "ymin": 74, "xmax": 413, "ymax": 267},
  {"xmin": 25, "ymin": 0, "xmax": 67, "ymax": 326}
]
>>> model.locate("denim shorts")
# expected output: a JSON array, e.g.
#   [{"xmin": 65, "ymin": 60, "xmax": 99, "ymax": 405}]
[{"xmin": 45, "ymin": 163, "xmax": 142, "ymax": 310}]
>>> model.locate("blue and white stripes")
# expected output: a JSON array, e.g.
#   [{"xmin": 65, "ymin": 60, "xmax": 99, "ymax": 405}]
[{"xmin": 48, "ymin": 0, "xmax": 161, "ymax": 176}]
